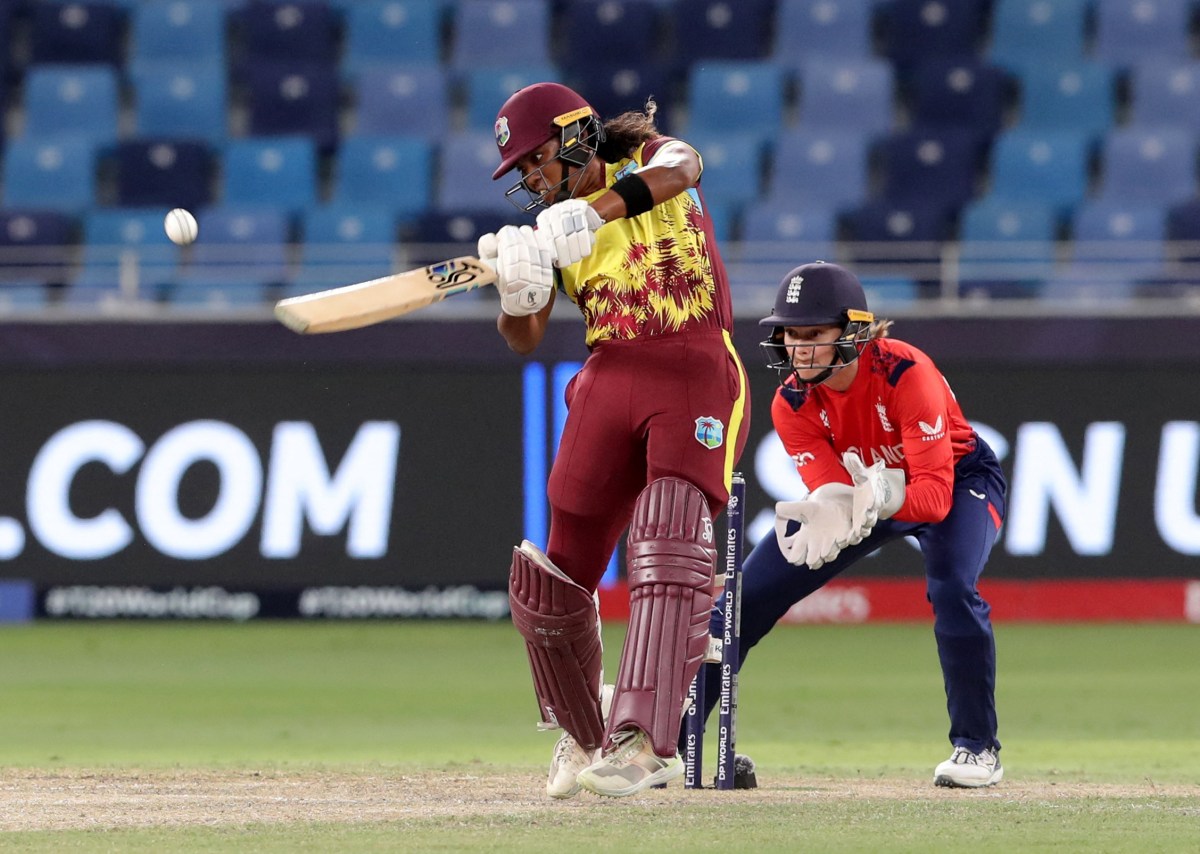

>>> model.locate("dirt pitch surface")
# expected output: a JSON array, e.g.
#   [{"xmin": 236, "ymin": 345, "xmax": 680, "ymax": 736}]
[{"xmin": 2, "ymin": 769, "xmax": 1197, "ymax": 832}]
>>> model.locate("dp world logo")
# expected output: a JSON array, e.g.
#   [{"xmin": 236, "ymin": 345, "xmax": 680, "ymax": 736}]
[{"xmin": 694, "ymin": 416, "xmax": 725, "ymax": 450}]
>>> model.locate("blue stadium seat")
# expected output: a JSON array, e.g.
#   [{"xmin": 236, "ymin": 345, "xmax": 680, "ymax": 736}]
[
  {"xmin": 0, "ymin": 284, "xmax": 52, "ymax": 310},
  {"xmin": 174, "ymin": 206, "xmax": 291, "ymax": 291},
  {"xmin": 568, "ymin": 62, "xmax": 671, "ymax": 129},
  {"xmin": 1043, "ymin": 201, "xmax": 1168, "ymax": 300},
  {"xmin": 130, "ymin": 0, "xmax": 227, "ymax": 73},
  {"xmin": 1130, "ymin": 62, "xmax": 1200, "ymax": 132},
  {"xmin": 670, "ymin": 0, "xmax": 774, "ymax": 62},
  {"xmin": 222, "ymin": 137, "xmax": 318, "ymax": 213},
  {"xmin": 738, "ymin": 203, "xmax": 838, "ymax": 269},
  {"xmin": 958, "ymin": 198, "xmax": 1058, "ymax": 298},
  {"xmin": 342, "ymin": 0, "xmax": 442, "ymax": 76},
  {"xmin": 0, "ymin": 211, "xmax": 74, "ymax": 286},
  {"xmin": 463, "ymin": 65, "xmax": 560, "ymax": 131},
  {"xmin": 860, "ymin": 276, "xmax": 921, "ymax": 306},
  {"xmin": 797, "ymin": 59, "xmax": 894, "ymax": 134},
  {"xmin": 22, "ymin": 65, "xmax": 119, "ymax": 148},
  {"xmin": 1096, "ymin": 129, "xmax": 1197, "ymax": 206},
  {"xmin": 880, "ymin": 0, "xmax": 988, "ymax": 74},
  {"xmin": 1015, "ymin": 63, "xmax": 1116, "ymax": 137},
  {"xmin": 436, "ymin": 132, "xmax": 514, "ymax": 214},
  {"xmin": 31, "ymin": 0, "xmax": 122, "ymax": 65},
  {"xmin": 2, "ymin": 138, "xmax": 96, "ymax": 213},
  {"xmin": 115, "ymin": 139, "xmax": 213, "ymax": 210},
  {"xmin": 685, "ymin": 133, "xmax": 765, "ymax": 214},
  {"xmin": 878, "ymin": 128, "xmax": 979, "ymax": 216},
  {"xmin": 333, "ymin": 135, "xmax": 434, "ymax": 221},
  {"xmin": 353, "ymin": 66, "xmax": 451, "ymax": 139},
  {"xmin": 291, "ymin": 204, "xmax": 396, "ymax": 291},
  {"xmin": 1166, "ymin": 197, "xmax": 1200, "ymax": 278},
  {"xmin": 243, "ymin": 61, "xmax": 340, "ymax": 150},
  {"xmin": 407, "ymin": 209, "xmax": 509, "ymax": 268},
  {"xmin": 75, "ymin": 208, "xmax": 181, "ymax": 297},
  {"xmin": 842, "ymin": 199, "xmax": 950, "ymax": 284},
  {"xmin": 0, "ymin": 2, "xmax": 15, "ymax": 80},
  {"xmin": 450, "ymin": 0, "xmax": 550, "ymax": 70},
  {"xmin": 765, "ymin": 129, "xmax": 870, "ymax": 212},
  {"xmin": 987, "ymin": 129, "xmax": 1092, "ymax": 217},
  {"xmin": 910, "ymin": 58, "xmax": 1009, "ymax": 142},
  {"xmin": 560, "ymin": 1, "xmax": 659, "ymax": 72},
  {"xmin": 1093, "ymin": 0, "xmax": 1191, "ymax": 72},
  {"xmin": 773, "ymin": 0, "xmax": 873, "ymax": 69},
  {"xmin": 685, "ymin": 62, "xmax": 787, "ymax": 138},
  {"xmin": 240, "ymin": 0, "xmax": 337, "ymax": 65},
  {"xmin": 989, "ymin": 0, "xmax": 1088, "ymax": 73},
  {"xmin": 132, "ymin": 65, "xmax": 229, "ymax": 144}
]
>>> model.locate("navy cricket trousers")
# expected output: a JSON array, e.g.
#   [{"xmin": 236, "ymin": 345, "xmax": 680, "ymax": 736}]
[{"xmin": 695, "ymin": 437, "xmax": 1007, "ymax": 754}]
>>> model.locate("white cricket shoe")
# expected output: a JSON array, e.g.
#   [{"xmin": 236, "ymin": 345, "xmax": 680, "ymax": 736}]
[
  {"xmin": 546, "ymin": 732, "xmax": 597, "ymax": 799},
  {"xmin": 544, "ymin": 684, "xmax": 614, "ymax": 800},
  {"xmin": 577, "ymin": 728, "xmax": 684, "ymax": 797},
  {"xmin": 934, "ymin": 746, "xmax": 1003, "ymax": 788}
]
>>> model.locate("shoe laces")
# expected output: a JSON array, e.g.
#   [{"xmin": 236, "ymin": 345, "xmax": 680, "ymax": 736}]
[
  {"xmin": 606, "ymin": 728, "xmax": 647, "ymax": 764},
  {"xmin": 951, "ymin": 746, "xmax": 995, "ymax": 766},
  {"xmin": 553, "ymin": 734, "xmax": 583, "ymax": 764}
]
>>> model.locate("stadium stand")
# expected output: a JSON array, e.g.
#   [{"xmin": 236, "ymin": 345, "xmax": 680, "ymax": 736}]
[
  {"xmin": 129, "ymin": 0, "xmax": 227, "ymax": 73},
  {"xmin": 72, "ymin": 208, "xmax": 182, "ymax": 300},
  {"xmin": 989, "ymin": 0, "xmax": 1089, "ymax": 74},
  {"xmin": 115, "ymin": 139, "xmax": 214, "ymax": 211},
  {"xmin": 450, "ymin": 0, "xmax": 551, "ymax": 70},
  {"xmin": 332, "ymin": 135, "xmax": 434, "ymax": 222},
  {"xmin": 353, "ymin": 66, "xmax": 452, "ymax": 139},
  {"xmin": 773, "ymin": 0, "xmax": 873, "ymax": 68},
  {"xmin": 1092, "ymin": 0, "xmax": 1192, "ymax": 72},
  {"xmin": 0, "ymin": 211, "xmax": 74, "ymax": 288},
  {"xmin": 30, "ymin": 0, "xmax": 123, "ymax": 66},
  {"xmin": 172, "ymin": 206, "xmax": 290, "ymax": 296},
  {"xmin": 1129, "ymin": 62, "xmax": 1200, "ymax": 132},
  {"xmin": 765, "ymin": 129, "xmax": 871, "ymax": 212},
  {"xmin": 22, "ymin": 65, "xmax": 120, "ymax": 149},
  {"xmin": 670, "ymin": 0, "xmax": 774, "ymax": 62},
  {"xmin": 221, "ymin": 137, "xmax": 319, "ymax": 214},
  {"xmin": 2, "ymin": 138, "xmax": 97, "ymax": 213},
  {"xmin": 341, "ymin": 0, "xmax": 443, "ymax": 75},
  {"xmin": 131, "ymin": 65, "xmax": 229, "ymax": 144},
  {"xmin": 796, "ymin": 59, "xmax": 895, "ymax": 134},
  {"xmin": 1, "ymin": 0, "xmax": 1194, "ymax": 308},
  {"xmin": 290, "ymin": 204, "xmax": 397, "ymax": 292}
]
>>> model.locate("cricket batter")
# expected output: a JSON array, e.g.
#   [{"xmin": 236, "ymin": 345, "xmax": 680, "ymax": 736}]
[
  {"xmin": 693, "ymin": 261, "xmax": 1006, "ymax": 788},
  {"xmin": 484, "ymin": 82, "xmax": 750, "ymax": 798}
]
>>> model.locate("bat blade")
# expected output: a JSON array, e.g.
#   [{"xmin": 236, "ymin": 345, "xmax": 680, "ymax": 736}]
[{"xmin": 274, "ymin": 255, "xmax": 497, "ymax": 334}]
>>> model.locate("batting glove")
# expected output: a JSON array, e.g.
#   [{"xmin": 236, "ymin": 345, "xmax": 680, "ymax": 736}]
[
  {"xmin": 774, "ymin": 483, "xmax": 858, "ymax": 570},
  {"xmin": 535, "ymin": 199, "xmax": 603, "ymax": 268},
  {"xmin": 842, "ymin": 451, "xmax": 906, "ymax": 540},
  {"xmin": 496, "ymin": 225, "xmax": 554, "ymax": 317},
  {"xmin": 477, "ymin": 231, "xmax": 498, "ymax": 268}
]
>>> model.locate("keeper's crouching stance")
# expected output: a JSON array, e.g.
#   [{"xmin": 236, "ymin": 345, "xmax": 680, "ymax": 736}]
[{"xmin": 576, "ymin": 477, "xmax": 717, "ymax": 796}]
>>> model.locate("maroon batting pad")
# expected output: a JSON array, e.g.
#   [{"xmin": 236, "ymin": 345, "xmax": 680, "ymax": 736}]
[
  {"xmin": 508, "ymin": 546, "xmax": 606, "ymax": 750},
  {"xmin": 606, "ymin": 477, "xmax": 717, "ymax": 757}
]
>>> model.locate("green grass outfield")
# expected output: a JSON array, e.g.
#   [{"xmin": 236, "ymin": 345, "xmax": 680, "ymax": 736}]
[{"xmin": 0, "ymin": 621, "xmax": 1196, "ymax": 851}]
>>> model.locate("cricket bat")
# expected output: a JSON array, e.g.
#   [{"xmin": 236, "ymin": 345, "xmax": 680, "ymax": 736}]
[{"xmin": 274, "ymin": 256, "xmax": 497, "ymax": 334}]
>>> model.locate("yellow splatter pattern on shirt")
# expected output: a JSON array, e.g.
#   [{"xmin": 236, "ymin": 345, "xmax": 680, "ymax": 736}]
[{"xmin": 559, "ymin": 139, "xmax": 728, "ymax": 347}]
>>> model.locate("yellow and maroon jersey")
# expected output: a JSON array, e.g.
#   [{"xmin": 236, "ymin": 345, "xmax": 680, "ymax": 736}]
[
  {"xmin": 771, "ymin": 337, "xmax": 977, "ymax": 524},
  {"xmin": 561, "ymin": 137, "xmax": 733, "ymax": 347}
]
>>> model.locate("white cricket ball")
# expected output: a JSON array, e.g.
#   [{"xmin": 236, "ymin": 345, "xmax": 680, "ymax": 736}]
[{"xmin": 164, "ymin": 208, "xmax": 199, "ymax": 245}]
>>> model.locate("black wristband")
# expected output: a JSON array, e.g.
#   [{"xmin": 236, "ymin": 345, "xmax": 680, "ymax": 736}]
[{"xmin": 610, "ymin": 172, "xmax": 655, "ymax": 218}]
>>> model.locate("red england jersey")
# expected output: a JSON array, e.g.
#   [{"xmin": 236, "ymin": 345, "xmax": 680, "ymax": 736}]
[{"xmin": 770, "ymin": 337, "xmax": 977, "ymax": 524}]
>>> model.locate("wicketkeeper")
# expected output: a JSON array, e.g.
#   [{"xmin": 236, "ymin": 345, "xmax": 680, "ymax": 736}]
[
  {"xmin": 486, "ymin": 83, "xmax": 751, "ymax": 798},
  {"xmin": 691, "ymin": 261, "xmax": 1007, "ymax": 788}
]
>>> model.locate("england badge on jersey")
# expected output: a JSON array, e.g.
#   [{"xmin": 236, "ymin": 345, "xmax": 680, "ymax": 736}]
[{"xmin": 694, "ymin": 416, "xmax": 725, "ymax": 449}]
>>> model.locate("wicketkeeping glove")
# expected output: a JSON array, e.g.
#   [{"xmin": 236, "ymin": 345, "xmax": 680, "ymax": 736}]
[
  {"xmin": 535, "ymin": 199, "xmax": 603, "ymax": 268},
  {"xmin": 495, "ymin": 224, "xmax": 554, "ymax": 317},
  {"xmin": 774, "ymin": 482, "xmax": 859, "ymax": 570},
  {"xmin": 842, "ymin": 451, "xmax": 906, "ymax": 540}
]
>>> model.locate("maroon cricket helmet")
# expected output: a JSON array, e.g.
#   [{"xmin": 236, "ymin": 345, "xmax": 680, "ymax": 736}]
[{"xmin": 491, "ymin": 83, "xmax": 600, "ymax": 180}]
